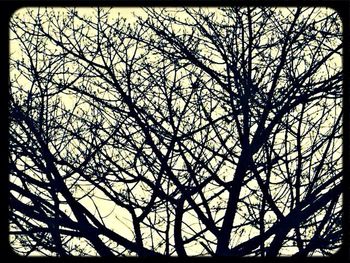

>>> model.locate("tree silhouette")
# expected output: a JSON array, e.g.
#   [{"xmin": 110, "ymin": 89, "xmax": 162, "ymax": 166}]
[{"xmin": 9, "ymin": 7, "xmax": 343, "ymax": 256}]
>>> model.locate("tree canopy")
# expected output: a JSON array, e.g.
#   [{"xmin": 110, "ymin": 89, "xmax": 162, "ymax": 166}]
[{"xmin": 9, "ymin": 7, "xmax": 343, "ymax": 256}]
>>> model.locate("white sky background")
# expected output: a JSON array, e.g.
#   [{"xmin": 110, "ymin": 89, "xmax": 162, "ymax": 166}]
[{"xmin": 9, "ymin": 7, "xmax": 343, "ymax": 256}]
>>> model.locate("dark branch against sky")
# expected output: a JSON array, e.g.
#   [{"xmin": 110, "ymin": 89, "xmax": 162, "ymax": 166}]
[{"xmin": 9, "ymin": 7, "xmax": 343, "ymax": 256}]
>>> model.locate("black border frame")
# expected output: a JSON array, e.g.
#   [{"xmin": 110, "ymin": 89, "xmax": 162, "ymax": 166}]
[{"xmin": 2, "ymin": 1, "xmax": 349, "ymax": 262}]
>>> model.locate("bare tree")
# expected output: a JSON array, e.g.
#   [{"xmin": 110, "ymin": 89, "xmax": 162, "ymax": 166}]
[{"xmin": 9, "ymin": 7, "xmax": 343, "ymax": 256}]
